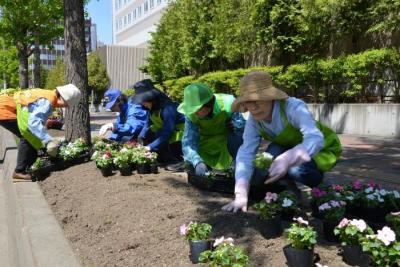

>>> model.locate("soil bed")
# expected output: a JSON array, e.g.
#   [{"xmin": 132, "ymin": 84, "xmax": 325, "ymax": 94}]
[{"xmin": 40, "ymin": 162, "xmax": 349, "ymax": 267}]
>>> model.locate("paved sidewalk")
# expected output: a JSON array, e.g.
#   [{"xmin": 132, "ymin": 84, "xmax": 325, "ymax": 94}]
[{"xmin": 325, "ymin": 134, "xmax": 400, "ymax": 189}]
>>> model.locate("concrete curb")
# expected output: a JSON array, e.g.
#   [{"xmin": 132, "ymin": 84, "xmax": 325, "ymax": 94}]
[{"xmin": 0, "ymin": 128, "xmax": 81, "ymax": 267}]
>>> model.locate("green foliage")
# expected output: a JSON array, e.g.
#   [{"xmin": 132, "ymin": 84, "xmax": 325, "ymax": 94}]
[
  {"xmin": 87, "ymin": 53, "xmax": 109, "ymax": 104},
  {"xmin": 252, "ymin": 192, "xmax": 281, "ymax": 220},
  {"xmin": 0, "ymin": 41, "xmax": 19, "ymax": 88},
  {"xmin": 182, "ymin": 222, "xmax": 212, "ymax": 241},
  {"xmin": 199, "ymin": 242, "xmax": 249, "ymax": 267},
  {"xmin": 122, "ymin": 88, "xmax": 135, "ymax": 96},
  {"xmin": 253, "ymin": 152, "xmax": 273, "ymax": 169},
  {"xmin": 362, "ymin": 233, "xmax": 400, "ymax": 267},
  {"xmin": 385, "ymin": 213, "xmax": 400, "ymax": 237},
  {"xmin": 368, "ymin": 0, "xmax": 400, "ymax": 33},
  {"xmin": 334, "ymin": 219, "xmax": 374, "ymax": 246},
  {"xmin": 286, "ymin": 221, "xmax": 317, "ymax": 250},
  {"xmin": 45, "ymin": 59, "xmax": 65, "ymax": 89},
  {"xmin": 58, "ymin": 138, "xmax": 88, "ymax": 161}
]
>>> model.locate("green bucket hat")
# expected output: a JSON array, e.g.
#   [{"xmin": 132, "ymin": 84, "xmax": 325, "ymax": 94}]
[{"xmin": 177, "ymin": 83, "xmax": 213, "ymax": 115}]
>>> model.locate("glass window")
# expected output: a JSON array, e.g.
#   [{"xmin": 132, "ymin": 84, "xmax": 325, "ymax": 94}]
[
  {"xmin": 144, "ymin": 1, "xmax": 148, "ymax": 12},
  {"xmin": 124, "ymin": 15, "xmax": 127, "ymax": 25},
  {"xmin": 133, "ymin": 9, "xmax": 136, "ymax": 19},
  {"xmin": 157, "ymin": 0, "xmax": 162, "ymax": 4},
  {"xmin": 138, "ymin": 6, "xmax": 142, "ymax": 16},
  {"xmin": 128, "ymin": 13, "xmax": 131, "ymax": 23},
  {"xmin": 150, "ymin": 0, "xmax": 154, "ymax": 9}
]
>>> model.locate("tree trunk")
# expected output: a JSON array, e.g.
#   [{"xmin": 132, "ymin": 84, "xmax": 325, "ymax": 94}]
[
  {"xmin": 63, "ymin": 0, "xmax": 91, "ymax": 144},
  {"xmin": 33, "ymin": 35, "xmax": 41, "ymax": 88},
  {"xmin": 17, "ymin": 43, "xmax": 29, "ymax": 89}
]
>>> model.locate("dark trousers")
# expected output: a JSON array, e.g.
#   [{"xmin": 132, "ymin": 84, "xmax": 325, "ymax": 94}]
[
  {"xmin": 143, "ymin": 131, "xmax": 183, "ymax": 164},
  {"xmin": 0, "ymin": 120, "xmax": 38, "ymax": 173}
]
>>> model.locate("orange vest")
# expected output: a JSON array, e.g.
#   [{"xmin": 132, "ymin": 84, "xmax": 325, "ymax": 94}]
[{"xmin": 0, "ymin": 89, "xmax": 58, "ymax": 121}]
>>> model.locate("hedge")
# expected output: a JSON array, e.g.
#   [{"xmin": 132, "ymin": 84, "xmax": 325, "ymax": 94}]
[{"xmin": 163, "ymin": 49, "xmax": 400, "ymax": 103}]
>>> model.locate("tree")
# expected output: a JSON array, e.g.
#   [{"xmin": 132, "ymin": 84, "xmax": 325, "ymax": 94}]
[
  {"xmin": 0, "ymin": 39, "xmax": 19, "ymax": 88},
  {"xmin": 45, "ymin": 59, "xmax": 65, "ymax": 90},
  {"xmin": 87, "ymin": 52, "xmax": 109, "ymax": 111},
  {"xmin": 0, "ymin": 0, "xmax": 64, "ymax": 88},
  {"xmin": 63, "ymin": 0, "xmax": 91, "ymax": 143}
]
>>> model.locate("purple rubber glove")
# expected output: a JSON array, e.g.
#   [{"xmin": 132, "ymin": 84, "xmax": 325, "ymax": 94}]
[{"xmin": 221, "ymin": 179, "xmax": 249, "ymax": 213}]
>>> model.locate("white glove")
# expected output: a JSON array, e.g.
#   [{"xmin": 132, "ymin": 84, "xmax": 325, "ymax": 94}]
[
  {"xmin": 46, "ymin": 139, "xmax": 60, "ymax": 157},
  {"xmin": 144, "ymin": 146, "xmax": 151, "ymax": 151},
  {"xmin": 221, "ymin": 179, "xmax": 249, "ymax": 213},
  {"xmin": 265, "ymin": 144, "xmax": 311, "ymax": 184},
  {"xmin": 99, "ymin": 123, "xmax": 114, "ymax": 137}
]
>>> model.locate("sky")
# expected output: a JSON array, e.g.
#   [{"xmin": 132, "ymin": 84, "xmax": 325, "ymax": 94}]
[{"xmin": 87, "ymin": 0, "xmax": 113, "ymax": 45}]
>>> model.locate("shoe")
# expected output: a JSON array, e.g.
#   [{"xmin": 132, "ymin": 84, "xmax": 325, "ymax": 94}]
[
  {"xmin": 12, "ymin": 171, "xmax": 32, "ymax": 182},
  {"xmin": 165, "ymin": 161, "xmax": 185, "ymax": 172}
]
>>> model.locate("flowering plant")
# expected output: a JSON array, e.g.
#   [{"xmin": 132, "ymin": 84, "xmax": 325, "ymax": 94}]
[
  {"xmin": 180, "ymin": 222, "xmax": 212, "ymax": 241},
  {"xmin": 253, "ymin": 152, "xmax": 273, "ymax": 169},
  {"xmin": 113, "ymin": 147, "xmax": 132, "ymax": 169},
  {"xmin": 356, "ymin": 186, "xmax": 385, "ymax": 208},
  {"xmin": 30, "ymin": 157, "xmax": 45, "ymax": 171},
  {"xmin": 58, "ymin": 138, "xmax": 88, "ymax": 160},
  {"xmin": 385, "ymin": 211, "xmax": 400, "ymax": 237},
  {"xmin": 199, "ymin": 237, "xmax": 249, "ymax": 267},
  {"xmin": 278, "ymin": 191, "xmax": 298, "ymax": 214},
  {"xmin": 91, "ymin": 150, "xmax": 114, "ymax": 169},
  {"xmin": 131, "ymin": 146, "xmax": 158, "ymax": 164},
  {"xmin": 318, "ymin": 200, "xmax": 346, "ymax": 222},
  {"xmin": 252, "ymin": 192, "xmax": 282, "ymax": 220},
  {"xmin": 286, "ymin": 217, "xmax": 317, "ymax": 250},
  {"xmin": 361, "ymin": 227, "xmax": 400, "ymax": 266},
  {"xmin": 334, "ymin": 218, "xmax": 373, "ymax": 246},
  {"xmin": 92, "ymin": 137, "xmax": 121, "ymax": 152}
]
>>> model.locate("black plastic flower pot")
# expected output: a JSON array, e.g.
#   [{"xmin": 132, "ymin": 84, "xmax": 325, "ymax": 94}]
[
  {"xmin": 100, "ymin": 167, "xmax": 113, "ymax": 177},
  {"xmin": 283, "ymin": 245, "xmax": 314, "ymax": 267},
  {"xmin": 137, "ymin": 163, "xmax": 151, "ymax": 174},
  {"xmin": 150, "ymin": 163, "xmax": 158, "ymax": 174},
  {"xmin": 310, "ymin": 202, "xmax": 323, "ymax": 219},
  {"xmin": 281, "ymin": 209, "xmax": 296, "ymax": 221},
  {"xmin": 119, "ymin": 166, "xmax": 132, "ymax": 176},
  {"xmin": 188, "ymin": 240, "xmax": 212, "ymax": 264},
  {"xmin": 323, "ymin": 220, "xmax": 340, "ymax": 243},
  {"xmin": 260, "ymin": 216, "xmax": 283, "ymax": 239},
  {"xmin": 342, "ymin": 244, "xmax": 370, "ymax": 267}
]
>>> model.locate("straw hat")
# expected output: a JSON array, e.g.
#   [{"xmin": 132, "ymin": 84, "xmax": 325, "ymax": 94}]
[{"xmin": 231, "ymin": 71, "xmax": 288, "ymax": 112}]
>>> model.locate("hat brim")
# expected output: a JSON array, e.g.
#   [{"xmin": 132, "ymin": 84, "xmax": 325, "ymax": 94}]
[
  {"xmin": 177, "ymin": 102, "xmax": 204, "ymax": 115},
  {"xmin": 105, "ymin": 98, "xmax": 118, "ymax": 110},
  {"xmin": 231, "ymin": 89, "xmax": 288, "ymax": 112},
  {"xmin": 132, "ymin": 89, "xmax": 160, "ymax": 104}
]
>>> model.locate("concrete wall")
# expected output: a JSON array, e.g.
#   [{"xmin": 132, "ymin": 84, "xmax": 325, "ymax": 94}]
[{"xmin": 308, "ymin": 104, "xmax": 400, "ymax": 138}]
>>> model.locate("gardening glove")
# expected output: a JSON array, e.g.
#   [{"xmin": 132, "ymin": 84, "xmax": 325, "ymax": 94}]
[
  {"xmin": 46, "ymin": 139, "xmax": 61, "ymax": 157},
  {"xmin": 195, "ymin": 162, "xmax": 208, "ymax": 176},
  {"xmin": 222, "ymin": 179, "xmax": 249, "ymax": 213},
  {"xmin": 99, "ymin": 123, "xmax": 114, "ymax": 137},
  {"xmin": 265, "ymin": 144, "xmax": 311, "ymax": 185}
]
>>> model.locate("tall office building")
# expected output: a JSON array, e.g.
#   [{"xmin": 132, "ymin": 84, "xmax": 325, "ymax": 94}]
[{"xmin": 112, "ymin": 0, "xmax": 170, "ymax": 47}]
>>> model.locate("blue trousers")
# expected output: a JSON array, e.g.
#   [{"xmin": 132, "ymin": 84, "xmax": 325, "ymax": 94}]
[{"xmin": 252, "ymin": 143, "xmax": 323, "ymax": 187}]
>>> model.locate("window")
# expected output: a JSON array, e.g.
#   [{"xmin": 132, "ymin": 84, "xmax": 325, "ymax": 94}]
[
  {"xmin": 124, "ymin": 15, "xmax": 127, "ymax": 26},
  {"xmin": 115, "ymin": 21, "xmax": 118, "ymax": 30},
  {"xmin": 115, "ymin": 0, "xmax": 118, "ymax": 10},
  {"xmin": 118, "ymin": 19, "xmax": 122, "ymax": 29},
  {"xmin": 144, "ymin": 1, "xmax": 148, "ymax": 12},
  {"xmin": 128, "ymin": 13, "xmax": 131, "ymax": 24},
  {"xmin": 150, "ymin": 0, "xmax": 154, "ymax": 9},
  {"xmin": 157, "ymin": 0, "xmax": 162, "ymax": 4},
  {"xmin": 138, "ymin": 6, "xmax": 142, "ymax": 17},
  {"xmin": 133, "ymin": 9, "xmax": 136, "ymax": 19}
]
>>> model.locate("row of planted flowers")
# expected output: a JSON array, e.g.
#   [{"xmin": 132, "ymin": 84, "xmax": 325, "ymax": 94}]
[
  {"xmin": 91, "ymin": 138, "xmax": 158, "ymax": 176},
  {"xmin": 179, "ymin": 215, "xmax": 400, "ymax": 267}
]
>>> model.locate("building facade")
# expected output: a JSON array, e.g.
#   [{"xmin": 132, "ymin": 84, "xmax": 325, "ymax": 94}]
[{"xmin": 112, "ymin": 0, "xmax": 170, "ymax": 47}]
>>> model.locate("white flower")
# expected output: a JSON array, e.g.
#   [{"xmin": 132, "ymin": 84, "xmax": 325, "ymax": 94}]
[
  {"xmin": 330, "ymin": 200, "xmax": 341, "ymax": 207},
  {"xmin": 213, "ymin": 236, "xmax": 234, "ymax": 247},
  {"xmin": 120, "ymin": 147, "xmax": 129, "ymax": 153},
  {"xmin": 293, "ymin": 217, "xmax": 309, "ymax": 225},
  {"xmin": 391, "ymin": 211, "xmax": 400, "ymax": 216},
  {"xmin": 319, "ymin": 202, "xmax": 331, "ymax": 211},
  {"xmin": 377, "ymin": 196, "xmax": 384, "ymax": 203},
  {"xmin": 335, "ymin": 192, "xmax": 341, "ymax": 197},
  {"xmin": 261, "ymin": 152, "xmax": 273, "ymax": 161},
  {"xmin": 377, "ymin": 227, "xmax": 396, "ymax": 246},
  {"xmin": 282, "ymin": 198, "xmax": 293, "ymax": 208},
  {"xmin": 350, "ymin": 219, "xmax": 367, "ymax": 232},
  {"xmin": 315, "ymin": 264, "xmax": 328, "ymax": 267},
  {"xmin": 365, "ymin": 187, "xmax": 374, "ymax": 194},
  {"xmin": 379, "ymin": 189, "xmax": 388, "ymax": 196},
  {"xmin": 393, "ymin": 191, "xmax": 400, "ymax": 199},
  {"xmin": 346, "ymin": 196, "xmax": 354, "ymax": 201},
  {"xmin": 366, "ymin": 194, "xmax": 376, "ymax": 200}
]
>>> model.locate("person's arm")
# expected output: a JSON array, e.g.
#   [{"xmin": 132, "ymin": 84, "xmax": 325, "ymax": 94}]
[
  {"xmin": 234, "ymin": 115, "xmax": 262, "ymax": 184},
  {"xmin": 28, "ymin": 98, "xmax": 53, "ymax": 143},
  {"xmin": 182, "ymin": 117, "xmax": 203, "ymax": 167},
  {"xmin": 286, "ymin": 98, "xmax": 324, "ymax": 157},
  {"xmin": 147, "ymin": 104, "xmax": 176, "ymax": 151},
  {"xmin": 114, "ymin": 104, "xmax": 148, "ymax": 136}
]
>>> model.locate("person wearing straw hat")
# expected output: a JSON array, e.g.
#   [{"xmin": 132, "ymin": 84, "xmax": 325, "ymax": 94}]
[
  {"xmin": 177, "ymin": 83, "xmax": 245, "ymax": 176},
  {"xmin": 222, "ymin": 71, "xmax": 342, "ymax": 212},
  {"xmin": 99, "ymin": 88, "xmax": 148, "ymax": 143},
  {"xmin": 132, "ymin": 79, "xmax": 185, "ymax": 168},
  {"xmin": 0, "ymin": 84, "xmax": 81, "ymax": 181}
]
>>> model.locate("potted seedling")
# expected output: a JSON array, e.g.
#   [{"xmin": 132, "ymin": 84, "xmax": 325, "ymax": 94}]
[
  {"xmin": 91, "ymin": 150, "xmax": 114, "ymax": 177},
  {"xmin": 252, "ymin": 192, "xmax": 283, "ymax": 238},
  {"xmin": 58, "ymin": 138, "xmax": 90, "ymax": 166},
  {"xmin": 180, "ymin": 222, "xmax": 212, "ymax": 264},
  {"xmin": 132, "ymin": 146, "xmax": 158, "ymax": 174},
  {"xmin": 283, "ymin": 217, "xmax": 317, "ymax": 267},
  {"xmin": 253, "ymin": 152, "xmax": 273, "ymax": 169},
  {"xmin": 278, "ymin": 191, "xmax": 299, "ymax": 221},
  {"xmin": 199, "ymin": 236, "xmax": 249, "ymax": 267},
  {"xmin": 361, "ymin": 226, "xmax": 399, "ymax": 267},
  {"xmin": 334, "ymin": 218, "xmax": 373, "ymax": 266},
  {"xmin": 113, "ymin": 147, "xmax": 133, "ymax": 176},
  {"xmin": 318, "ymin": 200, "xmax": 346, "ymax": 242}
]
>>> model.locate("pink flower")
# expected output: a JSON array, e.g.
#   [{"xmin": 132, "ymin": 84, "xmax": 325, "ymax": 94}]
[
  {"xmin": 367, "ymin": 180, "xmax": 376, "ymax": 189},
  {"xmin": 352, "ymin": 180, "xmax": 362, "ymax": 190},
  {"xmin": 293, "ymin": 217, "xmax": 309, "ymax": 225},
  {"xmin": 311, "ymin": 187, "xmax": 326, "ymax": 198},
  {"xmin": 265, "ymin": 192, "xmax": 278, "ymax": 203},
  {"xmin": 180, "ymin": 224, "xmax": 188, "ymax": 236},
  {"xmin": 338, "ymin": 218, "xmax": 350, "ymax": 228},
  {"xmin": 213, "ymin": 236, "xmax": 234, "ymax": 247},
  {"xmin": 332, "ymin": 184, "xmax": 344, "ymax": 192}
]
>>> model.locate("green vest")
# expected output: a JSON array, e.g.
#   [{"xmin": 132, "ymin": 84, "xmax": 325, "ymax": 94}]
[
  {"xmin": 150, "ymin": 109, "xmax": 184, "ymax": 144},
  {"xmin": 258, "ymin": 101, "xmax": 342, "ymax": 172},
  {"xmin": 15, "ymin": 98, "xmax": 44, "ymax": 150},
  {"xmin": 189, "ymin": 94, "xmax": 233, "ymax": 170}
]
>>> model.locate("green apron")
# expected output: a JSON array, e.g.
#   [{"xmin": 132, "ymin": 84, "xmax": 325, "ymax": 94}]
[
  {"xmin": 15, "ymin": 101, "xmax": 43, "ymax": 150},
  {"xmin": 150, "ymin": 110, "xmax": 184, "ymax": 144},
  {"xmin": 258, "ymin": 100, "xmax": 342, "ymax": 172},
  {"xmin": 189, "ymin": 94, "xmax": 233, "ymax": 170}
]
